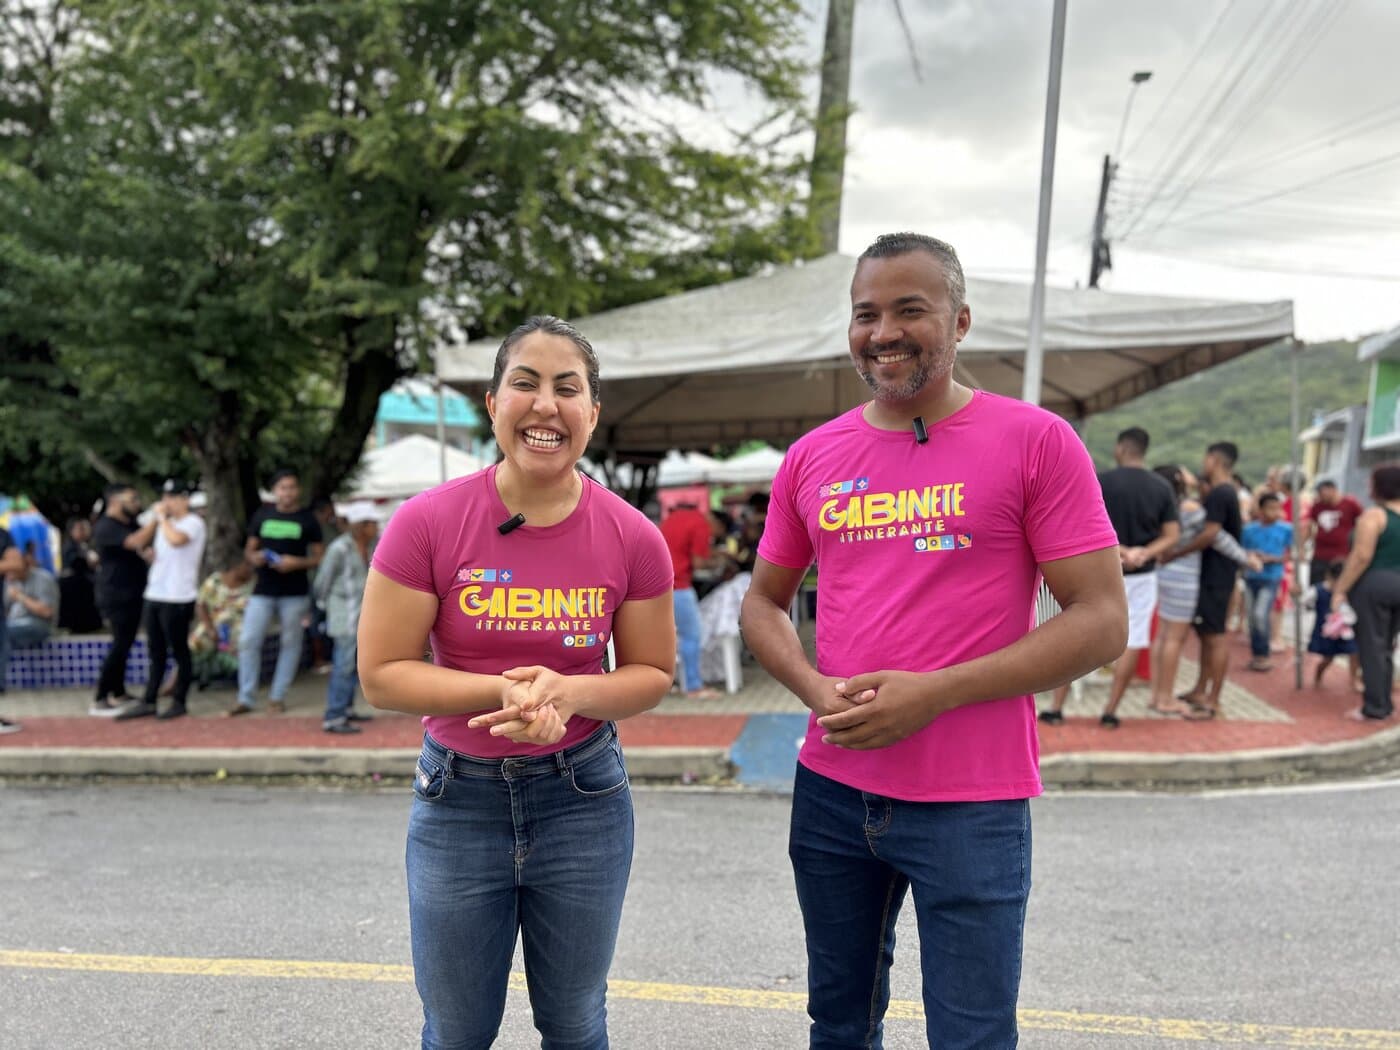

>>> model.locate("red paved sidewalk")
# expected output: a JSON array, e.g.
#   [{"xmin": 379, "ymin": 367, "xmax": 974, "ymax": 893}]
[
  {"xmin": 1, "ymin": 635, "xmax": 1394, "ymax": 768},
  {"xmin": 0, "ymin": 710, "xmax": 750, "ymax": 752},
  {"xmin": 1035, "ymin": 634, "xmax": 1394, "ymax": 756}
]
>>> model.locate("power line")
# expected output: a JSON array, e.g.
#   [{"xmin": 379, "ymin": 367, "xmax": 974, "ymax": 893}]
[
  {"xmin": 1122, "ymin": 0, "xmax": 1239, "ymax": 162},
  {"xmin": 1119, "ymin": 0, "xmax": 1306, "ymax": 240},
  {"xmin": 1127, "ymin": 147, "xmax": 1400, "ymax": 241},
  {"xmin": 1146, "ymin": 0, "xmax": 1351, "ymax": 235},
  {"xmin": 1208, "ymin": 97, "xmax": 1400, "ymax": 181},
  {"xmin": 1122, "ymin": 244, "xmax": 1400, "ymax": 282}
]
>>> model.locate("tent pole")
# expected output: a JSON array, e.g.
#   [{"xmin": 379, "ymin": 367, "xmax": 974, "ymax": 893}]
[{"xmin": 1022, "ymin": 0, "xmax": 1068, "ymax": 406}]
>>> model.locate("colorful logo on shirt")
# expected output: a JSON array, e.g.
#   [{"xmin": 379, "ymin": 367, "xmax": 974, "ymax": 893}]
[
  {"xmin": 818, "ymin": 482, "xmax": 969, "ymax": 548},
  {"xmin": 562, "ymin": 632, "xmax": 607, "ymax": 648},
  {"xmin": 913, "ymin": 533, "xmax": 972, "ymax": 553},
  {"xmin": 820, "ymin": 477, "xmax": 869, "ymax": 497},
  {"xmin": 455, "ymin": 566, "xmax": 514, "ymax": 584}
]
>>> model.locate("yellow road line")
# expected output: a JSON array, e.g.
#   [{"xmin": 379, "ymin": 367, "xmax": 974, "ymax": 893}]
[{"xmin": 3, "ymin": 950, "xmax": 1398, "ymax": 1048}]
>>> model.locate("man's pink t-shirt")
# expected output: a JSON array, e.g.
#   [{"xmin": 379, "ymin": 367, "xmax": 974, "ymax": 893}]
[
  {"xmin": 372, "ymin": 465, "xmax": 673, "ymax": 758},
  {"xmin": 759, "ymin": 391, "xmax": 1117, "ymax": 802}
]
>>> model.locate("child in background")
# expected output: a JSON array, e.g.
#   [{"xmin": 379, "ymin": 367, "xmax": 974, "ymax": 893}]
[{"xmin": 1308, "ymin": 559, "xmax": 1360, "ymax": 690}]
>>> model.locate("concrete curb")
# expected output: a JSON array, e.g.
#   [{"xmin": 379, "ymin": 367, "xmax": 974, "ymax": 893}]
[
  {"xmin": 0, "ymin": 726, "xmax": 1396, "ymax": 787},
  {"xmin": 1040, "ymin": 721, "xmax": 1400, "ymax": 788},
  {"xmin": 0, "ymin": 745, "xmax": 734, "ymax": 782}
]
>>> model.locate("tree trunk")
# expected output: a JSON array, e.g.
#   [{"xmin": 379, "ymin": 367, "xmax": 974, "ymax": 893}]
[
  {"xmin": 306, "ymin": 347, "xmax": 409, "ymax": 504},
  {"xmin": 809, "ymin": 0, "xmax": 856, "ymax": 257},
  {"xmin": 191, "ymin": 391, "xmax": 250, "ymax": 574}
]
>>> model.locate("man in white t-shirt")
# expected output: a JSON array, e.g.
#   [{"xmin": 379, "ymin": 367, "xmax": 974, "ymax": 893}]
[{"xmin": 116, "ymin": 480, "xmax": 208, "ymax": 721}]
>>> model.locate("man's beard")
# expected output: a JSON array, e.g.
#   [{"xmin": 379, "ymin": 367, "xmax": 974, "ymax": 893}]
[{"xmin": 856, "ymin": 340, "xmax": 951, "ymax": 401}]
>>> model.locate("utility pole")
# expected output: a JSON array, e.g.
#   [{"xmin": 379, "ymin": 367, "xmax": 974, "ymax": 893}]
[
  {"xmin": 808, "ymin": 0, "xmax": 856, "ymax": 257},
  {"xmin": 1088, "ymin": 153, "xmax": 1112, "ymax": 287}
]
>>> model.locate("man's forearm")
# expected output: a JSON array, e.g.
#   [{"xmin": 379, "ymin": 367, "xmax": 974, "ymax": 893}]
[
  {"xmin": 740, "ymin": 596, "xmax": 822, "ymax": 710},
  {"xmin": 1141, "ymin": 534, "xmax": 1176, "ymax": 561},
  {"xmin": 933, "ymin": 596, "xmax": 1127, "ymax": 711}
]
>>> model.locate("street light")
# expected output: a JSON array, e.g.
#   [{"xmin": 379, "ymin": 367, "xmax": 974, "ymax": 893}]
[
  {"xmin": 1113, "ymin": 70, "xmax": 1153, "ymax": 163},
  {"xmin": 1091, "ymin": 71, "xmax": 1153, "ymax": 288}
]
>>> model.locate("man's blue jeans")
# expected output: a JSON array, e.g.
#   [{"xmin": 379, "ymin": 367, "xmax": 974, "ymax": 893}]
[
  {"xmin": 322, "ymin": 632, "xmax": 358, "ymax": 726},
  {"xmin": 407, "ymin": 725, "xmax": 634, "ymax": 1050},
  {"xmin": 6, "ymin": 620, "xmax": 50, "ymax": 650},
  {"xmin": 789, "ymin": 763, "xmax": 1031, "ymax": 1050},
  {"xmin": 236, "ymin": 594, "xmax": 310, "ymax": 709},
  {"xmin": 1245, "ymin": 578, "xmax": 1280, "ymax": 658},
  {"xmin": 673, "ymin": 587, "xmax": 703, "ymax": 692}
]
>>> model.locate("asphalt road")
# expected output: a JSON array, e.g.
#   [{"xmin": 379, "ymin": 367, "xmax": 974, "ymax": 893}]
[{"xmin": 3, "ymin": 775, "xmax": 1399, "ymax": 1049}]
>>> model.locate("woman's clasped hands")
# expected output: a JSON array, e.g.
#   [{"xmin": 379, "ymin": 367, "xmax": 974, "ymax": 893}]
[{"xmin": 467, "ymin": 666, "xmax": 576, "ymax": 745}]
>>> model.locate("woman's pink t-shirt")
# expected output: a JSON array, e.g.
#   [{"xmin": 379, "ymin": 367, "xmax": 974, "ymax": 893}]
[
  {"xmin": 372, "ymin": 466, "xmax": 673, "ymax": 757},
  {"xmin": 759, "ymin": 391, "xmax": 1118, "ymax": 802}
]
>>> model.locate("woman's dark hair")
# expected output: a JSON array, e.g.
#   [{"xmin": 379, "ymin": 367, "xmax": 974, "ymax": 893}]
[
  {"xmin": 1372, "ymin": 462, "xmax": 1400, "ymax": 501},
  {"xmin": 490, "ymin": 315, "xmax": 601, "ymax": 403},
  {"xmin": 1153, "ymin": 464, "xmax": 1185, "ymax": 500}
]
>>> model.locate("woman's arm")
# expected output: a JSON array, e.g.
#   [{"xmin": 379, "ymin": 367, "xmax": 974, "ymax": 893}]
[
  {"xmin": 357, "ymin": 568, "xmax": 512, "ymax": 715},
  {"xmin": 1331, "ymin": 508, "xmax": 1384, "ymax": 605},
  {"xmin": 1210, "ymin": 525, "xmax": 1253, "ymax": 566}
]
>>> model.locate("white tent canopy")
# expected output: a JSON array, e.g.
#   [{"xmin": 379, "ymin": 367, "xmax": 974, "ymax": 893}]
[
  {"xmin": 438, "ymin": 253, "xmax": 1293, "ymax": 450},
  {"xmin": 655, "ymin": 450, "xmax": 724, "ymax": 487},
  {"xmin": 347, "ymin": 434, "xmax": 485, "ymax": 501},
  {"xmin": 704, "ymin": 445, "xmax": 785, "ymax": 485}
]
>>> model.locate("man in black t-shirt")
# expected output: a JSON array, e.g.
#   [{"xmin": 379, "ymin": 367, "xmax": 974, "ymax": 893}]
[
  {"xmin": 230, "ymin": 469, "xmax": 324, "ymax": 716},
  {"xmin": 1172, "ymin": 441, "xmax": 1244, "ymax": 718},
  {"xmin": 0, "ymin": 526, "xmax": 25, "ymax": 732},
  {"xmin": 1042, "ymin": 427, "xmax": 1178, "ymax": 726},
  {"xmin": 91, "ymin": 485, "xmax": 160, "ymax": 714}
]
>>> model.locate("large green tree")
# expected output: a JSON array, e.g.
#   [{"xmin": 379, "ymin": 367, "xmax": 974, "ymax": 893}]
[{"xmin": 0, "ymin": 0, "xmax": 810, "ymax": 562}]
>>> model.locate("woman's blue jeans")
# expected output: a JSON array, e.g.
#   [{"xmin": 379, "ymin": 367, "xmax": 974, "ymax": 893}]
[
  {"xmin": 407, "ymin": 724, "xmax": 634, "ymax": 1050},
  {"xmin": 789, "ymin": 763, "xmax": 1031, "ymax": 1050}
]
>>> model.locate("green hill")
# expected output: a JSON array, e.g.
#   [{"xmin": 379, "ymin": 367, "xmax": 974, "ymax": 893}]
[{"xmin": 1079, "ymin": 339, "xmax": 1369, "ymax": 485}]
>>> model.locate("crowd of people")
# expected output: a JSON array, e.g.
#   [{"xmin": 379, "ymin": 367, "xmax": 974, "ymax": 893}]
[
  {"xmin": 1038, "ymin": 428, "xmax": 1388, "ymax": 727},
  {"xmin": 0, "ymin": 474, "xmax": 383, "ymax": 735}
]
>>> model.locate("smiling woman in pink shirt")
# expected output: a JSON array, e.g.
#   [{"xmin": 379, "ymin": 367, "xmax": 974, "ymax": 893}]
[{"xmin": 357, "ymin": 316, "xmax": 675, "ymax": 1050}]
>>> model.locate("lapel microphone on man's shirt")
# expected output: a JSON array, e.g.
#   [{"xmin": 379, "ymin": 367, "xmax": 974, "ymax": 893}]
[
  {"xmin": 497, "ymin": 513, "xmax": 526, "ymax": 535},
  {"xmin": 913, "ymin": 416, "xmax": 928, "ymax": 444}
]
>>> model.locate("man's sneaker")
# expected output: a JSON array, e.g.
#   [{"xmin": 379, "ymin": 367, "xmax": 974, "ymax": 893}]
[
  {"xmin": 268, "ymin": 700, "xmax": 286, "ymax": 714},
  {"xmin": 323, "ymin": 721, "xmax": 362, "ymax": 734},
  {"xmin": 0, "ymin": 718, "xmax": 21, "ymax": 735},
  {"xmin": 114, "ymin": 700, "xmax": 158, "ymax": 721},
  {"xmin": 156, "ymin": 704, "xmax": 188, "ymax": 721},
  {"xmin": 224, "ymin": 702, "xmax": 254, "ymax": 718},
  {"xmin": 89, "ymin": 698, "xmax": 123, "ymax": 717},
  {"xmin": 346, "ymin": 710, "xmax": 374, "ymax": 723}
]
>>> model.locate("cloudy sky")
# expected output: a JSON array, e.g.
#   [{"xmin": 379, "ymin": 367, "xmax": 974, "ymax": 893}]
[{"xmin": 801, "ymin": 0, "xmax": 1399, "ymax": 341}]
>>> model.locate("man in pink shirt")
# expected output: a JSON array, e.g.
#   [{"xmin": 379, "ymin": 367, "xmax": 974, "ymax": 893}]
[{"xmin": 741, "ymin": 233, "xmax": 1126, "ymax": 1048}]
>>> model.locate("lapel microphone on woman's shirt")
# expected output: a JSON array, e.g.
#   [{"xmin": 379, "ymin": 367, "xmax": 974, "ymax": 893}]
[
  {"xmin": 913, "ymin": 416, "xmax": 928, "ymax": 444},
  {"xmin": 497, "ymin": 513, "xmax": 526, "ymax": 535}
]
